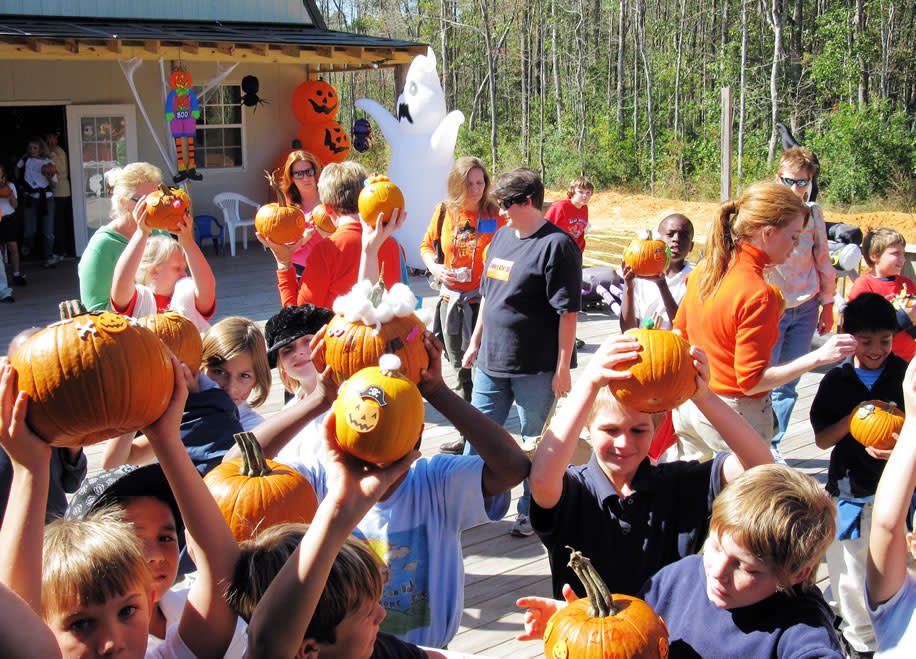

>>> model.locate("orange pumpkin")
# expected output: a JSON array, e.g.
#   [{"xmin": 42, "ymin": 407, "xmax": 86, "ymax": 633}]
[
  {"xmin": 141, "ymin": 311, "xmax": 203, "ymax": 372},
  {"xmin": 849, "ymin": 400, "xmax": 905, "ymax": 451},
  {"xmin": 317, "ymin": 279, "xmax": 429, "ymax": 384},
  {"xmin": 544, "ymin": 547, "xmax": 669, "ymax": 659},
  {"xmin": 9, "ymin": 302, "xmax": 174, "ymax": 447},
  {"xmin": 144, "ymin": 184, "xmax": 190, "ymax": 232},
  {"xmin": 332, "ymin": 355, "xmax": 425, "ymax": 464},
  {"xmin": 296, "ymin": 119, "xmax": 350, "ymax": 166},
  {"xmin": 291, "ymin": 79, "xmax": 339, "ymax": 124},
  {"xmin": 41, "ymin": 162, "xmax": 57, "ymax": 178},
  {"xmin": 256, "ymin": 171, "xmax": 307, "ymax": 245},
  {"xmin": 623, "ymin": 237, "xmax": 671, "ymax": 277},
  {"xmin": 358, "ymin": 175, "xmax": 405, "ymax": 228},
  {"xmin": 310, "ymin": 203, "xmax": 336, "ymax": 235},
  {"xmin": 608, "ymin": 324, "xmax": 697, "ymax": 413},
  {"xmin": 204, "ymin": 432, "xmax": 319, "ymax": 541}
]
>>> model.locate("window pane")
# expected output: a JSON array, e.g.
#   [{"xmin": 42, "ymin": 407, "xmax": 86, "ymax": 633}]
[
  {"xmin": 209, "ymin": 128, "xmax": 224, "ymax": 147},
  {"xmin": 223, "ymin": 86, "xmax": 241, "ymax": 104},
  {"xmin": 226, "ymin": 147, "xmax": 242, "ymax": 167},
  {"xmin": 225, "ymin": 104, "xmax": 241, "ymax": 124},
  {"xmin": 223, "ymin": 128, "xmax": 241, "ymax": 148},
  {"xmin": 196, "ymin": 129, "xmax": 206, "ymax": 147}
]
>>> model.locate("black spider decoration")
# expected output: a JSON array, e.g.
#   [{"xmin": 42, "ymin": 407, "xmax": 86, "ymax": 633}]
[
  {"xmin": 241, "ymin": 75, "xmax": 269, "ymax": 111},
  {"xmin": 352, "ymin": 118, "xmax": 373, "ymax": 153}
]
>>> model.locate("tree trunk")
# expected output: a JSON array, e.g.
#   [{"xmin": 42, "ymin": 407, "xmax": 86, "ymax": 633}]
[
  {"xmin": 439, "ymin": 0, "xmax": 450, "ymax": 106},
  {"xmin": 737, "ymin": 0, "xmax": 749, "ymax": 194},
  {"xmin": 476, "ymin": 0, "xmax": 498, "ymax": 167},
  {"xmin": 855, "ymin": 0, "xmax": 868, "ymax": 109},
  {"xmin": 521, "ymin": 6, "xmax": 530, "ymax": 162},
  {"xmin": 766, "ymin": 0, "xmax": 785, "ymax": 167},
  {"xmin": 616, "ymin": 0, "xmax": 626, "ymax": 133},
  {"xmin": 551, "ymin": 0, "xmax": 562, "ymax": 125},
  {"xmin": 636, "ymin": 0, "xmax": 655, "ymax": 194},
  {"xmin": 879, "ymin": 1, "xmax": 896, "ymax": 101}
]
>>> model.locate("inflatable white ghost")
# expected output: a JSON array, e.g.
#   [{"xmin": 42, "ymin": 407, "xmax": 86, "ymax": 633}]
[{"xmin": 355, "ymin": 48, "xmax": 465, "ymax": 269}]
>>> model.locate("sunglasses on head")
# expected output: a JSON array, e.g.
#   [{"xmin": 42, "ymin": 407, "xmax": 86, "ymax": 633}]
[
  {"xmin": 291, "ymin": 167, "xmax": 316, "ymax": 179},
  {"xmin": 780, "ymin": 176, "xmax": 809, "ymax": 188},
  {"xmin": 498, "ymin": 194, "xmax": 529, "ymax": 210}
]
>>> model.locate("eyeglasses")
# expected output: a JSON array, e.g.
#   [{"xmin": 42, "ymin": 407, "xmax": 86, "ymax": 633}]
[
  {"xmin": 498, "ymin": 194, "xmax": 529, "ymax": 210},
  {"xmin": 291, "ymin": 167, "xmax": 316, "ymax": 179},
  {"xmin": 780, "ymin": 176, "xmax": 809, "ymax": 188}
]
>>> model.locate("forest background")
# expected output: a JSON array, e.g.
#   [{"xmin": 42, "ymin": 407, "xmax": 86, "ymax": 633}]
[{"xmin": 310, "ymin": 0, "xmax": 915, "ymax": 213}]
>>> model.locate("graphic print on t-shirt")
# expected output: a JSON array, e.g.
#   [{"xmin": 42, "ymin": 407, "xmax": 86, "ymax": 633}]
[
  {"xmin": 486, "ymin": 258, "xmax": 513, "ymax": 281},
  {"xmin": 364, "ymin": 526, "xmax": 432, "ymax": 635}
]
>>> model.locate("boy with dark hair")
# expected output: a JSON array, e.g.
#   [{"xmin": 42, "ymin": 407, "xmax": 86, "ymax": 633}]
[{"xmin": 811, "ymin": 292, "xmax": 908, "ymax": 655}]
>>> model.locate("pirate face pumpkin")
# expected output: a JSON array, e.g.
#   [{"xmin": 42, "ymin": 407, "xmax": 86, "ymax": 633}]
[{"xmin": 332, "ymin": 356, "xmax": 424, "ymax": 464}]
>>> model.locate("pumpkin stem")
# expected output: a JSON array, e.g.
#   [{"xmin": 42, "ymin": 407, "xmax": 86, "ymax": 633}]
[
  {"xmin": 368, "ymin": 276, "xmax": 386, "ymax": 307},
  {"xmin": 59, "ymin": 299, "xmax": 87, "ymax": 320},
  {"xmin": 233, "ymin": 432, "xmax": 271, "ymax": 477},
  {"xmin": 265, "ymin": 170, "xmax": 288, "ymax": 208},
  {"xmin": 158, "ymin": 183, "xmax": 171, "ymax": 196},
  {"xmin": 566, "ymin": 546, "xmax": 618, "ymax": 618}
]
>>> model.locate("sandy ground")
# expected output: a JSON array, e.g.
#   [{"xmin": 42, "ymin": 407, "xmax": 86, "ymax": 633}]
[{"xmin": 547, "ymin": 189, "xmax": 916, "ymax": 243}]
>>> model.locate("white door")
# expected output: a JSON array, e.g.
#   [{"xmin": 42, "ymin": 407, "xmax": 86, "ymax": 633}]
[{"xmin": 66, "ymin": 105, "xmax": 138, "ymax": 255}]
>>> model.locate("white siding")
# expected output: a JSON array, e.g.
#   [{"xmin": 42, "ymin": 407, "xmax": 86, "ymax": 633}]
[{"xmin": 0, "ymin": 0, "xmax": 315, "ymax": 24}]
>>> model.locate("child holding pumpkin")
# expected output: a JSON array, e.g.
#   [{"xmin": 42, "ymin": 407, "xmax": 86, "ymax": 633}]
[
  {"xmin": 528, "ymin": 333, "xmax": 774, "ymax": 601},
  {"xmin": 518, "ymin": 464, "xmax": 843, "ymax": 657},
  {"xmin": 866, "ymin": 357, "xmax": 916, "ymax": 656},
  {"xmin": 0, "ymin": 355, "xmax": 241, "ymax": 659},
  {"xmin": 811, "ymin": 292, "xmax": 910, "ymax": 656},
  {"xmin": 265, "ymin": 303, "xmax": 335, "ymax": 402}
]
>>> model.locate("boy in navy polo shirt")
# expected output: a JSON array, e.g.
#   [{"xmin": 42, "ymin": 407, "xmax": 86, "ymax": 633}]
[{"xmin": 528, "ymin": 333, "xmax": 773, "ymax": 599}]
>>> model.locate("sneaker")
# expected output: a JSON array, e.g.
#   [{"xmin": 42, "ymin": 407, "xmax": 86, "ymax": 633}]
[
  {"xmin": 439, "ymin": 438, "xmax": 465, "ymax": 455},
  {"xmin": 511, "ymin": 515, "xmax": 534, "ymax": 537},
  {"xmin": 770, "ymin": 444, "xmax": 787, "ymax": 466},
  {"xmin": 0, "ymin": 294, "xmax": 14, "ymax": 304},
  {"xmin": 11, "ymin": 274, "xmax": 27, "ymax": 286}
]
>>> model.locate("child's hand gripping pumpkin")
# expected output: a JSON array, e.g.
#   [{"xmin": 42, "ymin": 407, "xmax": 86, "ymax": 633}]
[
  {"xmin": 516, "ymin": 585, "xmax": 577, "ymax": 641},
  {"xmin": 583, "ymin": 334, "xmax": 641, "ymax": 389},
  {"xmin": 0, "ymin": 360, "xmax": 51, "ymax": 473},
  {"xmin": 417, "ymin": 330, "xmax": 448, "ymax": 399}
]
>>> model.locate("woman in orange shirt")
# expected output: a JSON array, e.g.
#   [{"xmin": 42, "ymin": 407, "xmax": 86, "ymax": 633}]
[
  {"xmin": 671, "ymin": 181, "xmax": 856, "ymax": 462},
  {"xmin": 421, "ymin": 157, "xmax": 503, "ymax": 450}
]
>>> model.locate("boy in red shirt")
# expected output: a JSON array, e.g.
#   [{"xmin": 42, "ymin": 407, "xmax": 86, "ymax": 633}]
[
  {"xmin": 848, "ymin": 226, "xmax": 916, "ymax": 361},
  {"xmin": 544, "ymin": 176, "xmax": 593, "ymax": 252}
]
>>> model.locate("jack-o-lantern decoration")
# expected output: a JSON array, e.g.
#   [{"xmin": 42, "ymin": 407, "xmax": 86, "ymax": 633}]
[
  {"xmin": 141, "ymin": 311, "xmax": 203, "ymax": 372},
  {"xmin": 144, "ymin": 184, "xmax": 190, "ymax": 233},
  {"xmin": 544, "ymin": 547, "xmax": 669, "ymax": 659},
  {"xmin": 332, "ymin": 355, "xmax": 424, "ymax": 464},
  {"xmin": 204, "ymin": 431, "xmax": 319, "ymax": 541},
  {"xmin": 608, "ymin": 321, "xmax": 697, "ymax": 413},
  {"xmin": 297, "ymin": 119, "xmax": 350, "ymax": 166},
  {"xmin": 768, "ymin": 284, "xmax": 786, "ymax": 318},
  {"xmin": 317, "ymin": 278, "xmax": 429, "ymax": 384},
  {"xmin": 256, "ymin": 170, "xmax": 307, "ymax": 245},
  {"xmin": 291, "ymin": 79, "xmax": 340, "ymax": 124},
  {"xmin": 623, "ymin": 233, "xmax": 671, "ymax": 278},
  {"xmin": 849, "ymin": 400, "xmax": 905, "ymax": 451},
  {"xmin": 358, "ymin": 175, "xmax": 405, "ymax": 228},
  {"xmin": 310, "ymin": 203, "xmax": 336, "ymax": 235},
  {"xmin": 9, "ymin": 301, "xmax": 174, "ymax": 447}
]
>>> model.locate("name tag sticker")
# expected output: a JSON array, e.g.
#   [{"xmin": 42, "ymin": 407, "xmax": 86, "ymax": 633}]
[
  {"xmin": 478, "ymin": 218, "xmax": 498, "ymax": 234},
  {"xmin": 486, "ymin": 258, "xmax": 513, "ymax": 281}
]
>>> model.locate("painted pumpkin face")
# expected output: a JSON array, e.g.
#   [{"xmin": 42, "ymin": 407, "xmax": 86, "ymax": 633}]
[
  {"xmin": 144, "ymin": 184, "xmax": 190, "ymax": 233},
  {"xmin": 297, "ymin": 120, "xmax": 350, "ymax": 166},
  {"xmin": 849, "ymin": 400, "xmax": 905, "ymax": 450},
  {"xmin": 169, "ymin": 70, "xmax": 192, "ymax": 92},
  {"xmin": 358, "ymin": 175, "xmax": 405, "ymax": 228},
  {"xmin": 292, "ymin": 80, "xmax": 340, "ymax": 124},
  {"xmin": 623, "ymin": 238, "xmax": 671, "ymax": 277}
]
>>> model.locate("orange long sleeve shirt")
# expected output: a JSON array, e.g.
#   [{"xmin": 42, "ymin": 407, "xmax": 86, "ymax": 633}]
[{"xmin": 673, "ymin": 242, "xmax": 781, "ymax": 397}]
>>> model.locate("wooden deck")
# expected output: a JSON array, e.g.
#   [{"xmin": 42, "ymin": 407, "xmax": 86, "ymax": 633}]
[{"xmin": 1, "ymin": 242, "xmax": 836, "ymax": 658}]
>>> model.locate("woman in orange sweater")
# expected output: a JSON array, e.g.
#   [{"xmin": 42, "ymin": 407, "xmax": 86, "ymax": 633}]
[
  {"xmin": 420, "ymin": 157, "xmax": 504, "ymax": 451},
  {"xmin": 670, "ymin": 181, "xmax": 856, "ymax": 462}
]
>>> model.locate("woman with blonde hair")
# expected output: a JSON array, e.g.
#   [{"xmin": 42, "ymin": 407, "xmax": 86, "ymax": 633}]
[
  {"xmin": 78, "ymin": 162, "xmax": 163, "ymax": 310},
  {"xmin": 276, "ymin": 150, "xmax": 329, "ymax": 276},
  {"xmin": 670, "ymin": 181, "xmax": 856, "ymax": 462},
  {"xmin": 420, "ymin": 157, "xmax": 504, "ymax": 454}
]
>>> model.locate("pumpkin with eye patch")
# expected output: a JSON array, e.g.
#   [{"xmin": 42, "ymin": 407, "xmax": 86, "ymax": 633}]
[
  {"xmin": 291, "ymin": 80, "xmax": 339, "ymax": 124},
  {"xmin": 297, "ymin": 119, "xmax": 350, "ymax": 166},
  {"xmin": 332, "ymin": 355, "xmax": 424, "ymax": 464}
]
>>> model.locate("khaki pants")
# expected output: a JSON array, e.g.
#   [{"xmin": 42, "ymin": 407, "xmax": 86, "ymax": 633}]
[{"xmin": 666, "ymin": 393, "xmax": 773, "ymax": 463}]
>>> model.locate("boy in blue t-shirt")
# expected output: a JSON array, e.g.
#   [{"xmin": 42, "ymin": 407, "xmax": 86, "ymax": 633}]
[{"xmin": 810, "ymin": 292, "xmax": 908, "ymax": 655}]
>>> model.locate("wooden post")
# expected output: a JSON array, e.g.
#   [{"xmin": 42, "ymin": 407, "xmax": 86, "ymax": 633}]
[{"xmin": 720, "ymin": 86, "xmax": 733, "ymax": 202}]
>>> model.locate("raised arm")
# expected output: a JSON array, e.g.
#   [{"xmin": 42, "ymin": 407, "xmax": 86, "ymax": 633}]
[
  {"xmin": 142, "ymin": 358, "xmax": 239, "ymax": 659},
  {"xmin": 110, "ymin": 216, "xmax": 149, "ymax": 311},
  {"xmin": 529, "ymin": 335, "xmax": 640, "ymax": 509},
  {"xmin": 173, "ymin": 213, "xmax": 216, "ymax": 316},
  {"xmin": 867, "ymin": 358, "xmax": 916, "ymax": 608},
  {"xmin": 357, "ymin": 209, "xmax": 406, "ymax": 284},
  {"xmin": 418, "ymin": 332, "xmax": 529, "ymax": 496},
  {"xmin": 0, "ymin": 582, "xmax": 61, "ymax": 658},
  {"xmin": 247, "ymin": 414, "xmax": 418, "ymax": 658}
]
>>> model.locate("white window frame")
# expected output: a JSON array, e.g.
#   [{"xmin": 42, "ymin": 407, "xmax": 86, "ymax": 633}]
[{"xmin": 194, "ymin": 83, "xmax": 246, "ymax": 173}]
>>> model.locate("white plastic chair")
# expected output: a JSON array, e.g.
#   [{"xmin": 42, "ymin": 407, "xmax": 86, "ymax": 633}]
[{"xmin": 213, "ymin": 192, "xmax": 259, "ymax": 256}]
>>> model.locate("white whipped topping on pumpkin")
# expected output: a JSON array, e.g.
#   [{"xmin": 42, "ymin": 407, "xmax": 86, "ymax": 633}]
[{"xmin": 333, "ymin": 280, "xmax": 418, "ymax": 333}]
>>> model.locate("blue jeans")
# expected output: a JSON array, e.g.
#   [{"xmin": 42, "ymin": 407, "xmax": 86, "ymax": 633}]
[
  {"xmin": 770, "ymin": 295, "xmax": 820, "ymax": 444},
  {"xmin": 464, "ymin": 369, "xmax": 555, "ymax": 517},
  {"xmin": 23, "ymin": 196, "xmax": 55, "ymax": 260}
]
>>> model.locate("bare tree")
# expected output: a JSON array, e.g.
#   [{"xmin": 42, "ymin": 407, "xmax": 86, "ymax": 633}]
[
  {"xmin": 737, "ymin": 0, "xmax": 749, "ymax": 194},
  {"xmin": 766, "ymin": 0, "xmax": 786, "ymax": 167}
]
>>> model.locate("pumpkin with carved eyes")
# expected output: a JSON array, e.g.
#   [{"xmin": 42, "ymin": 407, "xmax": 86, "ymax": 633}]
[
  {"xmin": 623, "ymin": 237, "xmax": 670, "ymax": 277},
  {"xmin": 9, "ymin": 302, "xmax": 174, "ymax": 447},
  {"xmin": 144, "ymin": 184, "xmax": 190, "ymax": 233},
  {"xmin": 358, "ymin": 175, "xmax": 405, "ymax": 228},
  {"xmin": 849, "ymin": 400, "xmax": 905, "ymax": 451},
  {"xmin": 141, "ymin": 311, "xmax": 203, "ymax": 372},
  {"xmin": 332, "ymin": 355, "xmax": 424, "ymax": 464},
  {"xmin": 256, "ymin": 170, "xmax": 307, "ymax": 245},
  {"xmin": 297, "ymin": 119, "xmax": 350, "ymax": 166},
  {"xmin": 291, "ymin": 80, "xmax": 340, "ymax": 124}
]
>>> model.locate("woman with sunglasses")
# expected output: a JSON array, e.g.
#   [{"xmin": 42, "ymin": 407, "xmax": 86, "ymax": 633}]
[
  {"xmin": 764, "ymin": 147, "xmax": 837, "ymax": 458},
  {"xmin": 277, "ymin": 150, "xmax": 327, "ymax": 277},
  {"xmin": 420, "ymin": 157, "xmax": 504, "ymax": 453}
]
